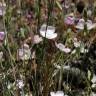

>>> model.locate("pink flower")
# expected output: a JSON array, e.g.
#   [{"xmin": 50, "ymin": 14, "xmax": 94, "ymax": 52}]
[
  {"xmin": 33, "ymin": 35, "xmax": 43, "ymax": 44},
  {"xmin": 0, "ymin": 32, "xmax": 5, "ymax": 41},
  {"xmin": 65, "ymin": 16, "xmax": 75, "ymax": 25}
]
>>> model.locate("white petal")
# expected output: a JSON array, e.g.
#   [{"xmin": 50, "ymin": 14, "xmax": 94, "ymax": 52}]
[
  {"xmin": 55, "ymin": 43, "xmax": 71, "ymax": 53},
  {"xmin": 79, "ymin": 19, "xmax": 85, "ymax": 24},
  {"xmin": 74, "ymin": 42, "xmax": 80, "ymax": 48},
  {"xmin": 54, "ymin": 64, "xmax": 61, "ymax": 69},
  {"xmin": 17, "ymin": 80, "xmax": 24, "ymax": 89},
  {"xmin": 50, "ymin": 91, "xmax": 64, "ymax": 96},
  {"xmin": 54, "ymin": 63, "xmax": 70, "ymax": 70},
  {"xmin": 75, "ymin": 24, "xmax": 84, "ymax": 30},
  {"xmin": 32, "ymin": 51, "xmax": 36, "ymax": 59},
  {"xmin": 91, "ymin": 92, "xmax": 96, "ymax": 96},
  {"xmin": 50, "ymin": 92, "xmax": 56, "ymax": 96},
  {"xmin": 40, "ymin": 24, "xmax": 57, "ymax": 39},
  {"xmin": 7, "ymin": 84, "xmax": 11, "ymax": 89},
  {"xmin": 87, "ymin": 23, "xmax": 96, "ymax": 30},
  {"xmin": 87, "ymin": 10, "xmax": 92, "ymax": 17},
  {"xmin": 63, "ymin": 48, "xmax": 71, "ymax": 53},
  {"xmin": 40, "ymin": 31, "xmax": 57, "ymax": 39},
  {"xmin": 23, "ymin": 43, "xmax": 29, "ymax": 49},
  {"xmin": 75, "ymin": 19, "xmax": 85, "ymax": 30},
  {"xmin": 63, "ymin": 65, "xmax": 70, "ymax": 69},
  {"xmin": 86, "ymin": 20, "xmax": 96, "ymax": 30},
  {"xmin": 46, "ymin": 33, "xmax": 57, "ymax": 39},
  {"xmin": 92, "ymin": 75, "xmax": 96, "ymax": 83},
  {"xmin": 73, "ymin": 38, "xmax": 78, "ymax": 42},
  {"xmin": 73, "ymin": 38, "xmax": 81, "ymax": 48},
  {"xmin": 80, "ymin": 47, "xmax": 88, "ymax": 53},
  {"xmin": 76, "ymin": 19, "xmax": 96, "ymax": 30},
  {"xmin": 47, "ymin": 26, "xmax": 55, "ymax": 34},
  {"xmin": 91, "ymin": 84, "xmax": 96, "ymax": 88},
  {"xmin": 40, "ymin": 24, "xmax": 55, "ymax": 34},
  {"xmin": 56, "ymin": 91, "xmax": 64, "ymax": 96},
  {"xmin": 55, "ymin": 43, "xmax": 65, "ymax": 51}
]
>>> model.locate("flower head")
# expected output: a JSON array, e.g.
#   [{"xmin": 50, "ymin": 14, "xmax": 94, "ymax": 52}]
[
  {"xmin": 75, "ymin": 19, "xmax": 85, "ymax": 30},
  {"xmin": 40, "ymin": 24, "xmax": 57, "ymax": 39},
  {"xmin": 65, "ymin": 16, "xmax": 75, "ymax": 25},
  {"xmin": 33, "ymin": 35, "xmax": 43, "ymax": 44},
  {"xmin": 0, "ymin": 32, "xmax": 5, "ymax": 41},
  {"xmin": 75, "ymin": 19, "xmax": 96, "ymax": 30},
  {"xmin": 16, "ymin": 80, "xmax": 24, "ymax": 89}
]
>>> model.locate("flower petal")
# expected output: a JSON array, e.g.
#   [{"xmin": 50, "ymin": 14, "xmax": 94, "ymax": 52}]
[
  {"xmin": 0, "ymin": 31, "xmax": 5, "ymax": 41},
  {"xmin": 55, "ymin": 42, "xmax": 71, "ymax": 53},
  {"xmin": 40, "ymin": 24, "xmax": 57, "ymax": 39},
  {"xmin": 50, "ymin": 91, "xmax": 64, "ymax": 96},
  {"xmin": 65, "ymin": 16, "xmax": 74, "ymax": 25},
  {"xmin": 55, "ymin": 42, "xmax": 65, "ymax": 51}
]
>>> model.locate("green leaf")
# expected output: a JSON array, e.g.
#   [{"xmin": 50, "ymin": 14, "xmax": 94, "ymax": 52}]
[{"xmin": 56, "ymin": 0, "xmax": 62, "ymax": 11}]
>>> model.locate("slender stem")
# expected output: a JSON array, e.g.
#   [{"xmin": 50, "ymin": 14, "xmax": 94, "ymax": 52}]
[{"xmin": 37, "ymin": 0, "xmax": 41, "ymax": 33}]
